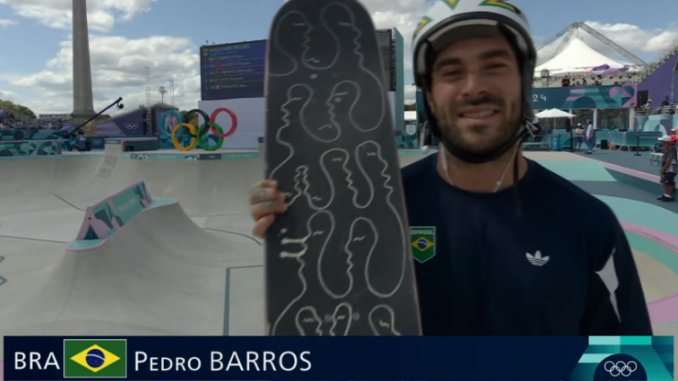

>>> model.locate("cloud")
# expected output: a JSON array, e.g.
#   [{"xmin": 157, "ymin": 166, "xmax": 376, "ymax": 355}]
[
  {"xmin": 0, "ymin": 89, "xmax": 18, "ymax": 102},
  {"xmin": 0, "ymin": 0, "xmax": 156, "ymax": 32},
  {"xmin": 8, "ymin": 34, "xmax": 201, "ymax": 115},
  {"xmin": 0, "ymin": 19, "xmax": 18, "ymax": 27}
]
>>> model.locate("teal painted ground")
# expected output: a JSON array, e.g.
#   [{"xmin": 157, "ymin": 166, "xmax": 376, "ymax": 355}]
[{"xmin": 534, "ymin": 160, "xmax": 616, "ymax": 182}]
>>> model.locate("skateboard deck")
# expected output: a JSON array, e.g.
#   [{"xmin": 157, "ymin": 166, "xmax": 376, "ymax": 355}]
[{"xmin": 263, "ymin": 0, "xmax": 421, "ymax": 336}]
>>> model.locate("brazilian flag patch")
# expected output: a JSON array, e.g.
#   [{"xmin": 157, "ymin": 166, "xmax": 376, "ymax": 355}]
[{"xmin": 410, "ymin": 226, "xmax": 436, "ymax": 263}]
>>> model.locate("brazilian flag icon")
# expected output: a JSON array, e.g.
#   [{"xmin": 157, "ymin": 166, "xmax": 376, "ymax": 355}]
[{"xmin": 64, "ymin": 339, "xmax": 127, "ymax": 378}]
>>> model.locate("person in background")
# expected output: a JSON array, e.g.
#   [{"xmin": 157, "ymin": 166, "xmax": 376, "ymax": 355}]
[
  {"xmin": 574, "ymin": 123, "xmax": 584, "ymax": 151},
  {"xmin": 658, "ymin": 135, "xmax": 677, "ymax": 201},
  {"xmin": 585, "ymin": 119, "xmax": 595, "ymax": 154},
  {"xmin": 662, "ymin": 96, "xmax": 670, "ymax": 107},
  {"xmin": 561, "ymin": 75, "xmax": 570, "ymax": 87}
]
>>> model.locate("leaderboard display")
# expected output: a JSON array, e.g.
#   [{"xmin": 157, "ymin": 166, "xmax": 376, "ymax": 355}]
[
  {"xmin": 200, "ymin": 40, "xmax": 267, "ymax": 101},
  {"xmin": 200, "ymin": 30, "xmax": 396, "ymax": 101}
]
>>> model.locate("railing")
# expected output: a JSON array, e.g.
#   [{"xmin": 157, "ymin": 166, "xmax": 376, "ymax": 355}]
[
  {"xmin": 599, "ymin": 130, "xmax": 662, "ymax": 152},
  {"xmin": 635, "ymin": 105, "xmax": 677, "ymax": 116}
]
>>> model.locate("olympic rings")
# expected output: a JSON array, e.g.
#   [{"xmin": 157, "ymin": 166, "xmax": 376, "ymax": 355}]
[
  {"xmin": 209, "ymin": 108, "xmax": 238, "ymax": 138},
  {"xmin": 159, "ymin": 108, "xmax": 238, "ymax": 151},
  {"xmin": 604, "ymin": 360, "xmax": 637, "ymax": 378},
  {"xmin": 172, "ymin": 123, "xmax": 198, "ymax": 151},
  {"xmin": 197, "ymin": 122, "xmax": 224, "ymax": 151}
]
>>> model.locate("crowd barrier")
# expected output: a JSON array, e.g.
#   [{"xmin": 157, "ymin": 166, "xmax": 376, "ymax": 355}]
[
  {"xmin": 600, "ymin": 131, "xmax": 662, "ymax": 151},
  {"xmin": 0, "ymin": 140, "xmax": 61, "ymax": 157}
]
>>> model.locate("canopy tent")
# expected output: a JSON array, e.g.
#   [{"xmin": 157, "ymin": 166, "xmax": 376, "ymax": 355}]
[
  {"xmin": 536, "ymin": 108, "xmax": 576, "ymax": 118},
  {"xmin": 534, "ymin": 37, "xmax": 636, "ymax": 77}
]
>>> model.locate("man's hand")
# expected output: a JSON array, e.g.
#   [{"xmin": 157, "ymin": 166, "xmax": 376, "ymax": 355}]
[{"xmin": 248, "ymin": 180, "xmax": 287, "ymax": 238}]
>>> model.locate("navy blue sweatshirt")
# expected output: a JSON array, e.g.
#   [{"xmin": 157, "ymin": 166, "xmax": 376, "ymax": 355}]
[{"xmin": 402, "ymin": 153, "xmax": 652, "ymax": 335}]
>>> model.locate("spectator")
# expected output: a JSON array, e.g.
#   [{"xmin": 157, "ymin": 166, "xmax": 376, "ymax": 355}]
[
  {"xmin": 662, "ymin": 96, "xmax": 670, "ymax": 107},
  {"xmin": 574, "ymin": 123, "xmax": 584, "ymax": 151},
  {"xmin": 658, "ymin": 135, "xmax": 677, "ymax": 202},
  {"xmin": 585, "ymin": 119, "xmax": 595, "ymax": 154},
  {"xmin": 561, "ymin": 75, "xmax": 570, "ymax": 87},
  {"xmin": 582, "ymin": 78, "xmax": 587, "ymax": 86}
]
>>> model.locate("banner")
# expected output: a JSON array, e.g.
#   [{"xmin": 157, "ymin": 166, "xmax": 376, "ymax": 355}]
[
  {"xmin": 3, "ymin": 336, "xmax": 673, "ymax": 380},
  {"xmin": 95, "ymin": 111, "xmax": 146, "ymax": 137},
  {"xmin": 416, "ymin": 85, "xmax": 638, "ymax": 113},
  {"xmin": 531, "ymin": 84, "xmax": 638, "ymax": 110}
]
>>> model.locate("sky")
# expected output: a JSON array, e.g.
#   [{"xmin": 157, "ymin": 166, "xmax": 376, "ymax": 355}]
[{"xmin": 0, "ymin": 0, "xmax": 677, "ymax": 117}]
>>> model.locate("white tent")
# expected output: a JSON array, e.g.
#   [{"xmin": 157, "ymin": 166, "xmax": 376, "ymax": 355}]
[
  {"xmin": 536, "ymin": 109, "xmax": 575, "ymax": 118},
  {"xmin": 534, "ymin": 38, "xmax": 634, "ymax": 76}
]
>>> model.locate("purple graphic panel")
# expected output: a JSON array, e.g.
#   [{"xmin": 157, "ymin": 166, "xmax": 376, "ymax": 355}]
[
  {"xmin": 95, "ymin": 110, "xmax": 145, "ymax": 136},
  {"xmin": 639, "ymin": 51, "xmax": 678, "ymax": 108},
  {"xmin": 608, "ymin": 85, "xmax": 637, "ymax": 108}
]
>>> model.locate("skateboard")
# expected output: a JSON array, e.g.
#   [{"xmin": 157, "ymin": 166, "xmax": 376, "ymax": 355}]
[{"xmin": 263, "ymin": 0, "xmax": 421, "ymax": 336}]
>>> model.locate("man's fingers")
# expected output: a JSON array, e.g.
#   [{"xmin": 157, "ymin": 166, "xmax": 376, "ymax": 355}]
[
  {"xmin": 250, "ymin": 179, "xmax": 277, "ymax": 191},
  {"xmin": 249, "ymin": 183, "xmax": 286, "ymax": 205},
  {"xmin": 253, "ymin": 214, "xmax": 275, "ymax": 239},
  {"xmin": 251, "ymin": 199, "xmax": 287, "ymax": 221}
]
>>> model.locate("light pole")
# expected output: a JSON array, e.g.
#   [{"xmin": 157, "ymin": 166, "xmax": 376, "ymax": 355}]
[
  {"xmin": 540, "ymin": 69, "xmax": 551, "ymax": 88},
  {"xmin": 159, "ymin": 86, "xmax": 167, "ymax": 104}
]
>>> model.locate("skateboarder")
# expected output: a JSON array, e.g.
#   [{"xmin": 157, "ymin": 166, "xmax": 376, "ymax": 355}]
[{"xmin": 250, "ymin": 0, "xmax": 651, "ymax": 335}]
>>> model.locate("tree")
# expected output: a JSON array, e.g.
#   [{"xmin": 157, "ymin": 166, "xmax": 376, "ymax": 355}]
[
  {"xmin": 0, "ymin": 100, "xmax": 37, "ymax": 120},
  {"xmin": 404, "ymin": 103, "xmax": 416, "ymax": 111}
]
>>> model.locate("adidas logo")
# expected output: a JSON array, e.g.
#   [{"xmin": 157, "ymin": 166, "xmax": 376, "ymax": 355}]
[{"xmin": 526, "ymin": 250, "xmax": 549, "ymax": 266}]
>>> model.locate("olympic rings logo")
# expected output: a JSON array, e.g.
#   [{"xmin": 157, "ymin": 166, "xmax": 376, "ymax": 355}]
[
  {"xmin": 124, "ymin": 123, "xmax": 139, "ymax": 131},
  {"xmin": 92, "ymin": 139, "xmax": 102, "ymax": 145},
  {"xmin": 159, "ymin": 108, "xmax": 237, "ymax": 152},
  {"xmin": 604, "ymin": 361, "xmax": 637, "ymax": 377}
]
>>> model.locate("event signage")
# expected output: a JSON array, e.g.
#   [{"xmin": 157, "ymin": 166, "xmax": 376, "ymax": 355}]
[
  {"xmin": 415, "ymin": 85, "xmax": 638, "ymax": 114},
  {"xmin": 4, "ymin": 336, "xmax": 673, "ymax": 380},
  {"xmin": 531, "ymin": 84, "xmax": 638, "ymax": 110},
  {"xmin": 200, "ymin": 41, "xmax": 267, "ymax": 101},
  {"xmin": 199, "ymin": 30, "xmax": 395, "ymax": 101}
]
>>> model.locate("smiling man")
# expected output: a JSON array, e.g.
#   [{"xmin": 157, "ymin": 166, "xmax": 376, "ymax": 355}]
[{"xmin": 247, "ymin": 0, "xmax": 652, "ymax": 336}]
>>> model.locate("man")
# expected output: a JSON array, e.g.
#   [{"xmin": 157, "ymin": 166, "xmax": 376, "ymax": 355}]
[
  {"xmin": 248, "ymin": 0, "xmax": 651, "ymax": 335},
  {"xmin": 574, "ymin": 123, "xmax": 584, "ymax": 151},
  {"xmin": 658, "ymin": 135, "xmax": 677, "ymax": 201},
  {"xmin": 585, "ymin": 119, "xmax": 595, "ymax": 154}
]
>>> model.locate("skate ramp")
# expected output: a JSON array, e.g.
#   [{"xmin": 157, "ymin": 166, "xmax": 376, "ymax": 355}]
[
  {"xmin": 0, "ymin": 155, "xmax": 101, "ymax": 197},
  {"xmin": 0, "ymin": 144, "xmax": 434, "ymax": 219},
  {"xmin": 0, "ymin": 200, "xmax": 263, "ymax": 359}
]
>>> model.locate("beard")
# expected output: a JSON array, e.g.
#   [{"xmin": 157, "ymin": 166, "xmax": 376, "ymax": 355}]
[{"xmin": 435, "ymin": 95, "xmax": 523, "ymax": 159}]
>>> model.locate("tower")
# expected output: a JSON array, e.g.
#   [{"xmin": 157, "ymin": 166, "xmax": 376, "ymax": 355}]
[{"xmin": 71, "ymin": 0, "xmax": 96, "ymax": 128}]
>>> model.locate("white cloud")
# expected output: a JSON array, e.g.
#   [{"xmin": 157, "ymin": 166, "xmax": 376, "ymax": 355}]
[
  {"xmin": 8, "ymin": 34, "xmax": 201, "ymax": 115},
  {"xmin": 0, "ymin": 0, "xmax": 156, "ymax": 32},
  {"xmin": 0, "ymin": 89, "xmax": 18, "ymax": 102},
  {"xmin": 0, "ymin": 19, "xmax": 18, "ymax": 27}
]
